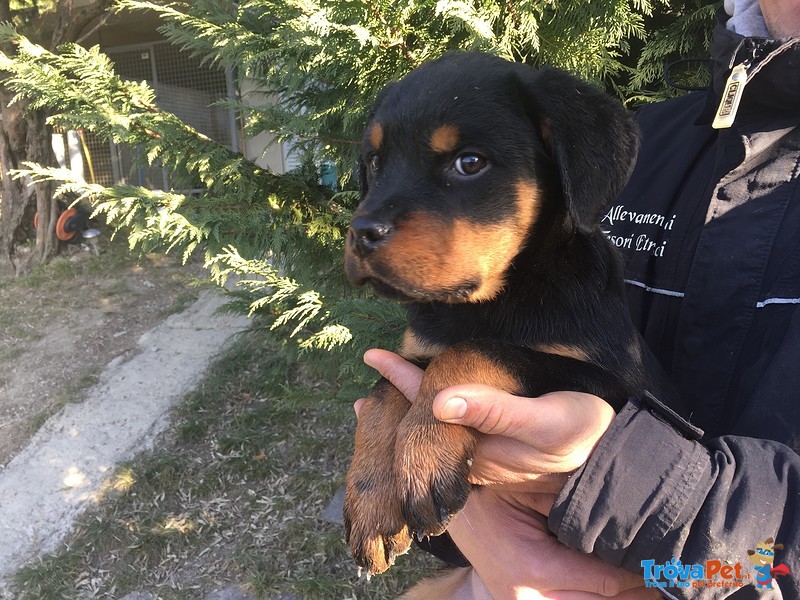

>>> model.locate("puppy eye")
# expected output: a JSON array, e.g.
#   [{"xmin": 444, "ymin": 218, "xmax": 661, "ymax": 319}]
[
  {"xmin": 368, "ymin": 153, "xmax": 380, "ymax": 173},
  {"xmin": 453, "ymin": 153, "xmax": 487, "ymax": 176}
]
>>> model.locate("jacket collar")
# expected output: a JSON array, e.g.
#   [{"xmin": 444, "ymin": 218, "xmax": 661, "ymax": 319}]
[{"xmin": 698, "ymin": 12, "xmax": 800, "ymax": 128}]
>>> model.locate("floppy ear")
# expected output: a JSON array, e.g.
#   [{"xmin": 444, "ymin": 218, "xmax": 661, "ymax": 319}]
[{"xmin": 516, "ymin": 66, "xmax": 640, "ymax": 232}]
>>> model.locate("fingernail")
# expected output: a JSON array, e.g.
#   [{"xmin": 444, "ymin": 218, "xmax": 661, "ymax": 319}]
[{"xmin": 440, "ymin": 397, "xmax": 468, "ymax": 421}]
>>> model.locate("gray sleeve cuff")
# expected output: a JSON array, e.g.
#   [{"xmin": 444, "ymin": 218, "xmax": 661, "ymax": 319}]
[{"xmin": 547, "ymin": 397, "xmax": 712, "ymax": 571}]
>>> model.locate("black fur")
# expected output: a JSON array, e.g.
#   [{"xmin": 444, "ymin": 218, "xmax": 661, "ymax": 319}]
[
  {"xmin": 347, "ymin": 52, "xmax": 654, "ymax": 404},
  {"xmin": 343, "ymin": 52, "xmax": 674, "ymax": 576}
]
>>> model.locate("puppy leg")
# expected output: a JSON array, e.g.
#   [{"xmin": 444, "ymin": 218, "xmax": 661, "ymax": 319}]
[
  {"xmin": 395, "ymin": 341, "xmax": 526, "ymax": 539},
  {"xmin": 344, "ymin": 378, "xmax": 414, "ymax": 575}
]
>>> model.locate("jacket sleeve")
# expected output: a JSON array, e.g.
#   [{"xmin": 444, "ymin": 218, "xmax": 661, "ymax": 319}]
[{"xmin": 548, "ymin": 396, "xmax": 800, "ymax": 598}]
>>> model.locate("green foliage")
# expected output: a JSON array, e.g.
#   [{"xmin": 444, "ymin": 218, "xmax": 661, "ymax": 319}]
[
  {"xmin": 628, "ymin": 1, "xmax": 719, "ymax": 102},
  {"xmin": 0, "ymin": 0, "xmax": 718, "ymax": 383}
]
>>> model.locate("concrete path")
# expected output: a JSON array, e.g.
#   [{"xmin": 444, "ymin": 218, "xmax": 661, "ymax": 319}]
[{"xmin": 0, "ymin": 290, "xmax": 250, "ymax": 587}]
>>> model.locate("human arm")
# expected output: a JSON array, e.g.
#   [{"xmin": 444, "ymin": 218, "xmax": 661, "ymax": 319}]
[
  {"xmin": 361, "ymin": 349, "xmax": 655, "ymax": 599},
  {"xmin": 547, "ymin": 396, "xmax": 800, "ymax": 598},
  {"xmin": 366, "ymin": 349, "xmax": 800, "ymax": 598}
]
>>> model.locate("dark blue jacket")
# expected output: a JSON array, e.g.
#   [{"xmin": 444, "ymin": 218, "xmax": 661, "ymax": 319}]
[{"xmin": 549, "ymin": 20, "xmax": 800, "ymax": 599}]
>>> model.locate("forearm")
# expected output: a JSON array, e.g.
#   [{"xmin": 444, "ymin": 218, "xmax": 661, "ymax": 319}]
[{"xmin": 549, "ymin": 396, "xmax": 800, "ymax": 597}]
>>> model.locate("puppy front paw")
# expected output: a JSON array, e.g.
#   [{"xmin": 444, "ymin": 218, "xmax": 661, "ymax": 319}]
[
  {"xmin": 396, "ymin": 421, "xmax": 477, "ymax": 539},
  {"xmin": 344, "ymin": 474, "xmax": 413, "ymax": 576}
]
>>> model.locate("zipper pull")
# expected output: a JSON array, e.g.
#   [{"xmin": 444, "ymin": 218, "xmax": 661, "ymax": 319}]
[{"xmin": 712, "ymin": 63, "xmax": 748, "ymax": 129}]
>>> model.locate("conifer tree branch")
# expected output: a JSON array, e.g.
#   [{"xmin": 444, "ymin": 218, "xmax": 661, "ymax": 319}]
[{"xmin": 0, "ymin": 0, "xmax": 719, "ymax": 378}]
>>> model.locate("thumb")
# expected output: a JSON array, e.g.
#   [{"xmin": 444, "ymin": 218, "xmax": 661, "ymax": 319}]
[
  {"xmin": 432, "ymin": 385, "xmax": 615, "ymax": 454},
  {"xmin": 363, "ymin": 348, "xmax": 423, "ymax": 402},
  {"xmin": 432, "ymin": 384, "xmax": 541, "ymax": 439}
]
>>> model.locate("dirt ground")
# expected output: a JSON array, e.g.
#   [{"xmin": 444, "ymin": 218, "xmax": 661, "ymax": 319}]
[
  {"xmin": 0, "ymin": 239, "xmax": 202, "ymax": 468},
  {"xmin": 0, "ymin": 238, "xmax": 432, "ymax": 600}
]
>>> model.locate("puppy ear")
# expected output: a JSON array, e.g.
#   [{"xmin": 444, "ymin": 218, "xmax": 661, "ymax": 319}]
[{"xmin": 517, "ymin": 67, "xmax": 639, "ymax": 232}]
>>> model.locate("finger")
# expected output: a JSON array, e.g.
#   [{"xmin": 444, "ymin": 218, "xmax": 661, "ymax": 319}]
[
  {"xmin": 463, "ymin": 488, "xmax": 558, "ymax": 516},
  {"xmin": 363, "ymin": 348, "xmax": 424, "ymax": 402},
  {"xmin": 449, "ymin": 491, "xmax": 648, "ymax": 597},
  {"xmin": 433, "ymin": 385, "xmax": 614, "ymax": 454},
  {"xmin": 432, "ymin": 384, "xmax": 547, "ymax": 441},
  {"xmin": 522, "ymin": 547, "xmax": 648, "ymax": 597},
  {"xmin": 543, "ymin": 587, "xmax": 661, "ymax": 600},
  {"xmin": 526, "ymin": 492, "xmax": 557, "ymax": 516},
  {"xmin": 469, "ymin": 457, "xmax": 569, "ymax": 490},
  {"xmin": 499, "ymin": 491, "xmax": 557, "ymax": 516},
  {"xmin": 353, "ymin": 398, "xmax": 365, "ymax": 417}
]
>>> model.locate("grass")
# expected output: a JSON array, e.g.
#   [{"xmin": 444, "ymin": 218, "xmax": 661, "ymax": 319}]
[
  {"xmin": 13, "ymin": 331, "xmax": 438, "ymax": 599},
  {"xmin": 164, "ymin": 291, "xmax": 200, "ymax": 316},
  {"xmin": 57, "ymin": 367, "xmax": 103, "ymax": 403},
  {"xmin": 0, "ymin": 237, "xmax": 189, "ymax": 357},
  {"xmin": 17, "ymin": 366, "xmax": 106, "ymax": 440},
  {"xmin": 0, "ymin": 236, "xmax": 204, "ymax": 473}
]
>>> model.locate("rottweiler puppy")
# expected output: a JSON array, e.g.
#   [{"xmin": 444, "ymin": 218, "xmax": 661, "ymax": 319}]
[{"xmin": 343, "ymin": 52, "xmax": 653, "ymax": 584}]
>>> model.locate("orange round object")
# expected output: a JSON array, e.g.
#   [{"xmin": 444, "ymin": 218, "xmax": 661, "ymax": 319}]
[
  {"xmin": 56, "ymin": 208, "xmax": 78, "ymax": 241},
  {"xmin": 33, "ymin": 212, "xmax": 39, "ymax": 230}
]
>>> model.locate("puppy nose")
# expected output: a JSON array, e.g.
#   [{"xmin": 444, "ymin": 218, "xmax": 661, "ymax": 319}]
[{"xmin": 350, "ymin": 216, "xmax": 393, "ymax": 251}]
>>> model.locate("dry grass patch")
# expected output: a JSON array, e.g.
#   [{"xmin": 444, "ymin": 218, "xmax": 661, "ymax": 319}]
[
  {"xmin": 0, "ymin": 237, "xmax": 202, "ymax": 467},
  {"xmin": 14, "ymin": 332, "xmax": 438, "ymax": 599}
]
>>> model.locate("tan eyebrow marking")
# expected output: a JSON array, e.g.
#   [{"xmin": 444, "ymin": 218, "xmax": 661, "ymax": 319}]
[
  {"xmin": 430, "ymin": 124, "xmax": 460, "ymax": 153},
  {"xmin": 369, "ymin": 123, "xmax": 384, "ymax": 149}
]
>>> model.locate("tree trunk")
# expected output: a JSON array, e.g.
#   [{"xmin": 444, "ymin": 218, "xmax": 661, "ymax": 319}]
[
  {"xmin": 51, "ymin": 0, "xmax": 113, "ymax": 48},
  {"xmin": 0, "ymin": 91, "xmax": 57, "ymax": 275},
  {"xmin": 21, "ymin": 109, "xmax": 59, "ymax": 272},
  {"xmin": 0, "ymin": 0, "xmax": 111, "ymax": 275}
]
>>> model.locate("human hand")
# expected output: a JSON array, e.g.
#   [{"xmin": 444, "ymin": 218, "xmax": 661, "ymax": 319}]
[
  {"xmin": 445, "ymin": 487, "xmax": 657, "ymax": 599},
  {"xmin": 362, "ymin": 349, "xmax": 616, "ymax": 513},
  {"xmin": 359, "ymin": 349, "xmax": 651, "ymax": 598}
]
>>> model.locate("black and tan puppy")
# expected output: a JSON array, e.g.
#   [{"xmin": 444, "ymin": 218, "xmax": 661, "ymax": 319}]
[{"xmin": 343, "ymin": 52, "xmax": 653, "ymax": 582}]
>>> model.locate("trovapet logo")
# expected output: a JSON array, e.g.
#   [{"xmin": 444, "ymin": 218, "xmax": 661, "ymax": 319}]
[
  {"xmin": 641, "ymin": 558, "xmax": 749, "ymax": 590},
  {"xmin": 642, "ymin": 538, "xmax": 791, "ymax": 591}
]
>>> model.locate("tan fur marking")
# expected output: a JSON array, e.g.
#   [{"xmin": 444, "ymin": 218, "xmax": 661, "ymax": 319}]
[
  {"xmin": 420, "ymin": 344, "xmax": 523, "ymax": 396},
  {"xmin": 394, "ymin": 344, "xmax": 524, "ymax": 533},
  {"xmin": 456, "ymin": 180, "xmax": 539, "ymax": 301},
  {"xmin": 345, "ymin": 381, "xmax": 412, "ymax": 574},
  {"xmin": 368, "ymin": 122, "xmax": 383, "ymax": 149},
  {"xmin": 534, "ymin": 343, "xmax": 591, "ymax": 362},
  {"xmin": 400, "ymin": 329, "xmax": 446, "ymax": 361},
  {"xmin": 429, "ymin": 124, "xmax": 460, "ymax": 153},
  {"xmin": 375, "ymin": 179, "xmax": 540, "ymax": 302}
]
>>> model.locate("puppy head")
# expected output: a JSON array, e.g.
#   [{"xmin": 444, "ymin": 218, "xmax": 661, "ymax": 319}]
[{"xmin": 345, "ymin": 52, "xmax": 639, "ymax": 304}]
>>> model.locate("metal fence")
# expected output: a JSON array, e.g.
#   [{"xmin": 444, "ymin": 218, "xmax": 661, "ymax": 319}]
[{"xmin": 82, "ymin": 40, "xmax": 237, "ymax": 191}]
